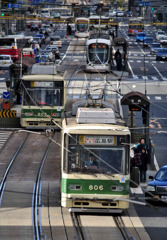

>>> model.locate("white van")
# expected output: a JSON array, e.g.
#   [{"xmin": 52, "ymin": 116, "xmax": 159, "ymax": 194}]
[{"xmin": 0, "ymin": 55, "xmax": 13, "ymax": 66}]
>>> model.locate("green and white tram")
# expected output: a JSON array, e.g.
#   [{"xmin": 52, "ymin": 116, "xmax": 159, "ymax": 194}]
[
  {"xmin": 61, "ymin": 102, "xmax": 131, "ymax": 212},
  {"xmin": 21, "ymin": 68, "xmax": 66, "ymax": 129}
]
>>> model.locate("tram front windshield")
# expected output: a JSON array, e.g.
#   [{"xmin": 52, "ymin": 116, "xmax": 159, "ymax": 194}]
[
  {"xmin": 76, "ymin": 22, "xmax": 88, "ymax": 32},
  {"xmin": 89, "ymin": 43, "xmax": 109, "ymax": 64},
  {"xmin": 65, "ymin": 135, "xmax": 128, "ymax": 174},
  {"xmin": 23, "ymin": 81, "xmax": 63, "ymax": 106}
]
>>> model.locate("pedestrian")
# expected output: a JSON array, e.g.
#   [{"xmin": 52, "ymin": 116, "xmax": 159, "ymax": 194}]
[
  {"xmin": 115, "ymin": 49, "xmax": 122, "ymax": 71},
  {"xmin": 136, "ymin": 138, "xmax": 147, "ymax": 153},
  {"xmin": 130, "ymin": 147, "xmax": 141, "ymax": 187},
  {"xmin": 67, "ymin": 24, "xmax": 72, "ymax": 35},
  {"xmin": 139, "ymin": 148, "xmax": 149, "ymax": 183},
  {"xmin": 130, "ymin": 147, "xmax": 142, "ymax": 172}
]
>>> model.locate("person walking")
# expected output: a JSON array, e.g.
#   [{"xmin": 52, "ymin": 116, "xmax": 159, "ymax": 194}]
[
  {"xmin": 114, "ymin": 49, "xmax": 122, "ymax": 71},
  {"xmin": 139, "ymin": 148, "xmax": 149, "ymax": 183}
]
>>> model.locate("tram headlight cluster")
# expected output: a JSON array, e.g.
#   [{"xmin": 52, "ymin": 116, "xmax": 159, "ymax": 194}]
[
  {"xmin": 52, "ymin": 113, "xmax": 60, "ymax": 117},
  {"xmin": 25, "ymin": 112, "xmax": 34, "ymax": 116},
  {"xmin": 110, "ymin": 185, "xmax": 124, "ymax": 192},
  {"xmin": 68, "ymin": 184, "xmax": 82, "ymax": 190}
]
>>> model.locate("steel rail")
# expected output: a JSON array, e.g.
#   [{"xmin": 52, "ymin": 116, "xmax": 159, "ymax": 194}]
[
  {"xmin": 71, "ymin": 212, "xmax": 86, "ymax": 240},
  {"xmin": 32, "ymin": 137, "xmax": 53, "ymax": 240},
  {"xmin": 0, "ymin": 133, "xmax": 29, "ymax": 204},
  {"xmin": 114, "ymin": 216, "xmax": 135, "ymax": 240}
]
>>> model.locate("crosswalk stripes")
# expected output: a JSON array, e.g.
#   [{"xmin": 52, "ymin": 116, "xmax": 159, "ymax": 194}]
[
  {"xmin": 0, "ymin": 131, "xmax": 11, "ymax": 150},
  {"xmin": 131, "ymin": 75, "xmax": 166, "ymax": 81}
]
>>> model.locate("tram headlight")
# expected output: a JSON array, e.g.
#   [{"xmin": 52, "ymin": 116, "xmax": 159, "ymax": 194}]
[
  {"xmin": 68, "ymin": 184, "xmax": 82, "ymax": 190},
  {"xmin": 110, "ymin": 186, "xmax": 124, "ymax": 192},
  {"xmin": 25, "ymin": 112, "xmax": 34, "ymax": 116},
  {"xmin": 52, "ymin": 113, "xmax": 60, "ymax": 117}
]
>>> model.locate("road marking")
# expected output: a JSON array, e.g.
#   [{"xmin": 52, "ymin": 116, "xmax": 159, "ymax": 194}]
[
  {"xmin": 151, "ymin": 76, "xmax": 158, "ymax": 81},
  {"xmin": 149, "ymin": 118, "xmax": 162, "ymax": 129},
  {"xmin": 131, "ymin": 187, "xmax": 143, "ymax": 194},
  {"xmin": 155, "ymin": 96, "xmax": 162, "ymax": 100}
]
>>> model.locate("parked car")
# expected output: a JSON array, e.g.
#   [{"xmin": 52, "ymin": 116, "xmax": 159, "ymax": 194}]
[
  {"xmin": 159, "ymin": 36, "xmax": 167, "ymax": 45},
  {"xmin": 150, "ymin": 43, "xmax": 161, "ymax": 55},
  {"xmin": 116, "ymin": 11, "xmax": 124, "ymax": 17},
  {"xmin": 143, "ymin": 37, "xmax": 154, "ymax": 47},
  {"xmin": 156, "ymin": 31, "xmax": 167, "ymax": 41},
  {"xmin": 145, "ymin": 165, "xmax": 167, "ymax": 204},
  {"xmin": 39, "ymin": 50, "xmax": 54, "ymax": 61},
  {"xmin": 136, "ymin": 32, "xmax": 146, "ymax": 42},
  {"xmin": 39, "ymin": 27, "xmax": 47, "ymax": 34},
  {"xmin": 31, "ymin": 24, "xmax": 39, "ymax": 31},
  {"xmin": 0, "ymin": 55, "xmax": 13, "ymax": 65},
  {"xmin": 156, "ymin": 48, "xmax": 167, "ymax": 61},
  {"xmin": 46, "ymin": 45, "xmax": 60, "ymax": 58},
  {"xmin": 50, "ymin": 36, "xmax": 62, "ymax": 48},
  {"xmin": 54, "ymin": 13, "xmax": 60, "ymax": 18},
  {"xmin": 35, "ymin": 33, "xmax": 45, "ymax": 44}
]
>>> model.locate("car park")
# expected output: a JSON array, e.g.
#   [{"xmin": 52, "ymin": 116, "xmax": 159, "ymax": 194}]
[
  {"xmin": 49, "ymin": 36, "xmax": 62, "ymax": 48},
  {"xmin": 156, "ymin": 48, "xmax": 167, "ymax": 61},
  {"xmin": 150, "ymin": 43, "xmax": 161, "ymax": 55},
  {"xmin": 156, "ymin": 31, "xmax": 167, "ymax": 41},
  {"xmin": 143, "ymin": 37, "xmax": 154, "ymax": 47},
  {"xmin": 136, "ymin": 32, "xmax": 146, "ymax": 42},
  {"xmin": 0, "ymin": 55, "xmax": 13, "ymax": 65},
  {"xmin": 159, "ymin": 36, "xmax": 167, "ymax": 45},
  {"xmin": 145, "ymin": 165, "xmax": 167, "ymax": 204}
]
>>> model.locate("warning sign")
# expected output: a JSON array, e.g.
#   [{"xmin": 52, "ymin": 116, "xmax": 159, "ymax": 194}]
[{"xmin": 0, "ymin": 110, "xmax": 16, "ymax": 118}]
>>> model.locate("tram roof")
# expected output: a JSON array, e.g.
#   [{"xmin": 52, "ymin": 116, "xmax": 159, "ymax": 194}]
[
  {"xmin": 62, "ymin": 119, "xmax": 130, "ymax": 134},
  {"xmin": 22, "ymin": 74, "xmax": 64, "ymax": 81},
  {"xmin": 89, "ymin": 33, "xmax": 111, "ymax": 40}
]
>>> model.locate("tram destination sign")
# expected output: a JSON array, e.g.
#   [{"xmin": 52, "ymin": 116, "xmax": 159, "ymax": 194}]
[
  {"xmin": 79, "ymin": 135, "xmax": 115, "ymax": 145},
  {"xmin": 31, "ymin": 82, "xmax": 54, "ymax": 87}
]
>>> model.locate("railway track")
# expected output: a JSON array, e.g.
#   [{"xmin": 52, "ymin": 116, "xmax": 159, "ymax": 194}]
[
  {"xmin": 70, "ymin": 212, "xmax": 137, "ymax": 240},
  {"xmin": 0, "ymin": 131, "xmax": 59, "ymax": 239}
]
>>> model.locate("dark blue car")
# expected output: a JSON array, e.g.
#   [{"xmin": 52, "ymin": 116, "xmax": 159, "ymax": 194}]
[
  {"xmin": 156, "ymin": 48, "xmax": 167, "ymax": 61},
  {"xmin": 145, "ymin": 165, "xmax": 167, "ymax": 203},
  {"xmin": 143, "ymin": 37, "xmax": 154, "ymax": 47}
]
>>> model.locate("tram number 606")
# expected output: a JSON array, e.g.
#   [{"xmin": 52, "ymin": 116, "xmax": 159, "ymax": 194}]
[{"xmin": 89, "ymin": 185, "xmax": 103, "ymax": 191}]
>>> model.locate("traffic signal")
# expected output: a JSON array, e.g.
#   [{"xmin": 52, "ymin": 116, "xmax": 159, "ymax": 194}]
[
  {"xmin": 152, "ymin": 8, "xmax": 154, "ymax": 10},
  {"xmin": 1, "ymin": 13, "xmax": 5, "ymax": 16}
]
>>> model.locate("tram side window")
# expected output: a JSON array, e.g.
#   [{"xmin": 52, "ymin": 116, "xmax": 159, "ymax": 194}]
[{"xmin": 54, "ymin": 89, "xmax": 60, "ymax": 105}]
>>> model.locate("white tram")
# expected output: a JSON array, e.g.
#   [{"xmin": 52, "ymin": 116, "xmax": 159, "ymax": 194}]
[
  {"xmin": 86, "ymin": 33, "xmax": 112, "ymax": 72},
  {"xmin": 61, "ymin": 99, "xmax": 131, "ymax": 213},
  {"xmin": 75, "ymin": 17, "xmax": 90, "ymax": 38},
  {"xmin": 89, "ymin": 15, "xmax": 109, "ymax": 30}
]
